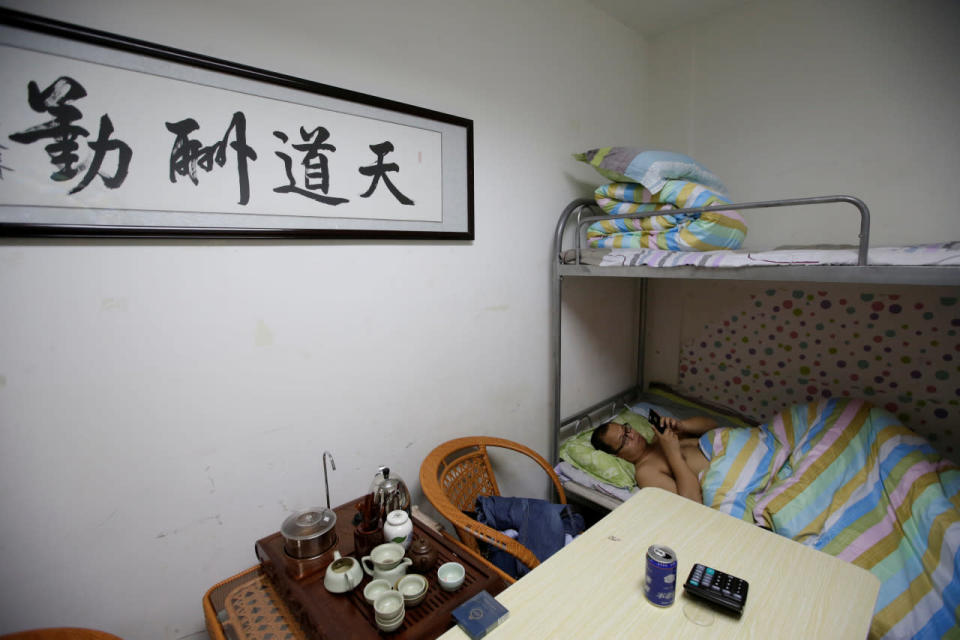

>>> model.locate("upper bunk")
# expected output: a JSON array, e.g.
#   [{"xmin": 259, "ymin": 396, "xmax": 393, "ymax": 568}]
[{"xmin": 554, "ymin": 196, "xmax": 960, "ymax": 286}]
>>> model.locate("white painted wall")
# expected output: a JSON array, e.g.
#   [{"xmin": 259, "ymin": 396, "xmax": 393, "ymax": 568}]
[
  {"xmin": 0, "ymin": 1, "xmax": 646, "ymax": 638},
  {"xmin": 644, "ymin": 0, "xmax": 960, "ymax": 249}
]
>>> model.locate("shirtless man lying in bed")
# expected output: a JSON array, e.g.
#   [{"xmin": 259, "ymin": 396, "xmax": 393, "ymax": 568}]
[{"xmin": 591, "ymin": 416, "xmax": 717, "ymax": 503}]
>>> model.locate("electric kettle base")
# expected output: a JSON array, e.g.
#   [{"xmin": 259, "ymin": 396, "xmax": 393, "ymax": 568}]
[{"xmin": 275, "ymin": 533, "xmax": 340, "ymax": 580}]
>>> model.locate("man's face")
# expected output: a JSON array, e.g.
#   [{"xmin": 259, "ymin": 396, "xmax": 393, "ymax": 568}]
[{"xmin": 603, "ymin": 422, "xmax": 644, "ymax": 459}]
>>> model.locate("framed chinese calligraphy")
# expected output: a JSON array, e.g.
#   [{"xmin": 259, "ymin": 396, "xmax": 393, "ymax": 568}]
[{"xmin": 0, "ymin": 9, "xmax": 474, "ymax": 239}]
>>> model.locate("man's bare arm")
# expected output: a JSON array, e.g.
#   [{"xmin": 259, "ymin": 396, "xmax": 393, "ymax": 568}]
[
  {"xmin": 660, "ymin": 415, "xmax": 718, "ymax": 437},
  {"xmin": 657, "ymin": 429, "xmax": 704, "ymax": 503}
]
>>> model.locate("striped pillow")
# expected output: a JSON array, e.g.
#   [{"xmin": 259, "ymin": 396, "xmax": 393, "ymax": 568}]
[{"xmin": 574, "ymin": 147, "xmax": 728, "ymax": 195}]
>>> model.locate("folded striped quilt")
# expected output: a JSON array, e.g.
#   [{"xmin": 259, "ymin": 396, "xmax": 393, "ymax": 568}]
[
  {"xmin": 586, "ymin": 180, "xmax": 747, "ymax": 250},
  {"xmin": 699, "ymin": 398, "xmax": 960, "ymax": 639}
]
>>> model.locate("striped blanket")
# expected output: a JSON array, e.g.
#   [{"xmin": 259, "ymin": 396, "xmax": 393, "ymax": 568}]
[
  {"xmin": 586, "ymin": 180, "xmax": 747, "ymax": 250},
  {"xmin": 699, "ymin": 398, "xmax": 960, "ymax": 639}
]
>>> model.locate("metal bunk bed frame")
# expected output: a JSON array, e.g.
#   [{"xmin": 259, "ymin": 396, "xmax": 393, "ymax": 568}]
[{"xmin": 550, "ymin": 195, "xmax": 960, "ymax": 482}]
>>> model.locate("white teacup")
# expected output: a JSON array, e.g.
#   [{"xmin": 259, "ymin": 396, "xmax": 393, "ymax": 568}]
[
  {"xmin": 374, "ymin": 589, "xmax": 405, "ymax": 619},
  {"xmin": 323, "ymin": 551, "xmax": 363, "ymax": 593},
  {"xmin": 438, "ymin": 561, "xmax": 465, "ymax": 591},
  {"xmin": 361, "ymin": 542, "xmax": 413, "ymax": 585},
  {"xmin": 363, "ymin": 578, "xmax": 392, "ymax": 605},
  {"xmin": 373, "ymin": 590, "xmax": 406, "ymax": 632}
]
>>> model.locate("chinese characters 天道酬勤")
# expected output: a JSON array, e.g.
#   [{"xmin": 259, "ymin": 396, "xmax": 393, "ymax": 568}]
[{"xmin": 7, "ymin": 75, "xmax": 418, "ymax": 211}]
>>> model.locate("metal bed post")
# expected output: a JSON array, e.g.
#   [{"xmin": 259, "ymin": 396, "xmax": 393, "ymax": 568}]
[
  {"xmin": 636, "ymin": 278, "xmax": 647, "ymax": 393},
  {"xmin": 551, "ymin": 199, "xmax": 595, "ymax": 473}
]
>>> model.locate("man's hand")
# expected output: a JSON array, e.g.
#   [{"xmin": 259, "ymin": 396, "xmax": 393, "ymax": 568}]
[
  {"xmin": 660, "ymin": 416, "xmax": 683, "ymax": 433},
  {"xmin": 658, "ymin": 425, "xmax": 681, "ymax": 453},
  {"xmin": 655, "ymin": 421, "xmax": 704, "ymax": 504}
]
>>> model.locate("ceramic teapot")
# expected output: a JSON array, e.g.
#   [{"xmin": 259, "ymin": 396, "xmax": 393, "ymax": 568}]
[
  {"xmin": 323, "ymin": 551, "xmax": 363, "ymax": 593},
  {"xmin": 407, "ymin": 535, "xmax": 438, "ymax": 573},
  {"xmin": 361, "ymin": 542, "xmax": 413, "ymax": 585}
]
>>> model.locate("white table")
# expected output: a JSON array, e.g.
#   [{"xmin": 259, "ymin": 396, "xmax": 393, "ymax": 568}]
[{"xmin": 439, "ymin": 487, "xmax": 880, "ymax": 639}]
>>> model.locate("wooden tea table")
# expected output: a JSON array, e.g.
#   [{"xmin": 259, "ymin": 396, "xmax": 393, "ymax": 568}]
[{"xmin": 204, "ymin": 501, "xmax": 508, "ymax": 640}]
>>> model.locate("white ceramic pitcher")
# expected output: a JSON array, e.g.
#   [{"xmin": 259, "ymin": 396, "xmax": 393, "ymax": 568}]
[{"xmin": 361, "ymin": 542, "xmax": 413, "ymax": 585}]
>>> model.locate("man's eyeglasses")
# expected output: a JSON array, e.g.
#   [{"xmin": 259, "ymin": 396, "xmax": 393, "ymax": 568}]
[{"xmin": 612, "ymin": 426, "xmax": 629, "ymax": 454}]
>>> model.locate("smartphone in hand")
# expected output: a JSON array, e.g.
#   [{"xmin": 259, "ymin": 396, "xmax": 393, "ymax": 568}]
[{"xmin": 649, "ymin": 409, "xmax": 665, "ymax": 434}]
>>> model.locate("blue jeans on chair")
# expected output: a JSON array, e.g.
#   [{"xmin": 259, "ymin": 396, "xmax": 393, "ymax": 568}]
[{"xmin": 474, "ymin": 496, "xmax": 584, "ymax": 578}]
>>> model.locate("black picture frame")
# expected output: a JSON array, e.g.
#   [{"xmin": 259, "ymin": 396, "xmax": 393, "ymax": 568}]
[{"xmin": 0, "ymin": 8, "xmax": 474, "ymax": 239}]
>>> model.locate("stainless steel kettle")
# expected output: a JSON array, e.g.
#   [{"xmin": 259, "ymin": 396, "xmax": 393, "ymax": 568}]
[{"xmin": 370, "ymin": 465, "xmax": 411, "ymax": 519}]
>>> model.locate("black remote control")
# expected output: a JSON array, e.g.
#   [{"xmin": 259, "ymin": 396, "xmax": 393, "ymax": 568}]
[{"xmin": 683, "ymin": 563, "xmax": 749, "ymax": 616}]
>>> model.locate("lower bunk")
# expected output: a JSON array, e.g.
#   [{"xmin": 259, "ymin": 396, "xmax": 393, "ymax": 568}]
[{"xmin": 557, "ymin": 385, "xmax": 960, "ymax": 639}]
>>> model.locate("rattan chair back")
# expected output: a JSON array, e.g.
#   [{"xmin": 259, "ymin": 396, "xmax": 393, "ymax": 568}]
[{"xmin": 419, "ymin": 436, "xmax": 567, "ymax": 579}]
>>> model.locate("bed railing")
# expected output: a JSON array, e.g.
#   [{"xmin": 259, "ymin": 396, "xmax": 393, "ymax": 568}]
[
  {"xmin": 556, "ymin": 388, "xmax": 637, "ymax": 444},
  {"xmin": 554, "ymin": 194, "xmax": 872, "ymax": 266}
]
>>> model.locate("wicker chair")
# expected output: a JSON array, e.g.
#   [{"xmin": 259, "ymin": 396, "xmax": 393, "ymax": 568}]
[{"xmin": 419, "ymin": 436, "xmax": 567, "ymax": 581}]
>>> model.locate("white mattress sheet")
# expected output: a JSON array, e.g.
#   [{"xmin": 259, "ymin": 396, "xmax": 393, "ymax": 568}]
[
  {"xmin": 554, "ymin": 460, "xmax": 635, "ymax": 505},
  {"xmin": 570, "ymin": 242, "xmax": 960, "ymax": 268}
]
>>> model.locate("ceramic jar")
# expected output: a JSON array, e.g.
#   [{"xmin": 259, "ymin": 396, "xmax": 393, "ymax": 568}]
[
  {"xmin": 383, "ymin": 509, "xmax": 413, "ymax": 549},
  {"xmin": 407, "ymin": 535, "xmax": 438, "ymax": 573}
]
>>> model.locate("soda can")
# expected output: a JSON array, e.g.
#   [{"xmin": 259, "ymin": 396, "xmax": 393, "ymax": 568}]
[{"xmin": 644, "ymin": 544, "xmax": 678, "ymax": 606}]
